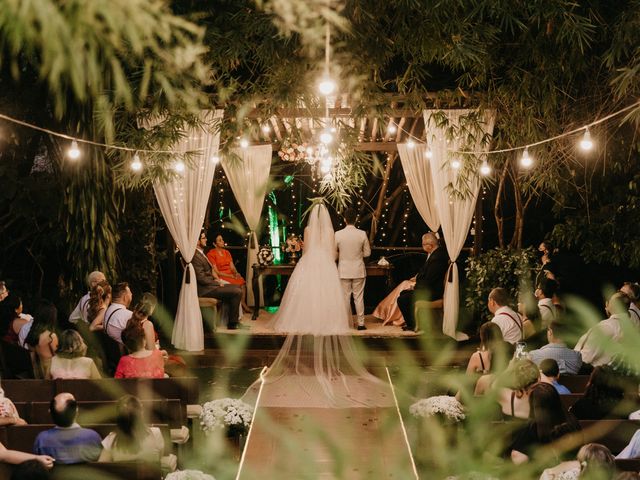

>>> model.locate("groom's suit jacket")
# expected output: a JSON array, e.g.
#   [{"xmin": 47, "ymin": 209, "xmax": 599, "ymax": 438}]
[
  {"xmin": 335, "ymin": 225, "xmax": 371, "ymax": 279},
  {"xmin": 192, "ymin": 248, "xmax": 221, "ymax": 297}
]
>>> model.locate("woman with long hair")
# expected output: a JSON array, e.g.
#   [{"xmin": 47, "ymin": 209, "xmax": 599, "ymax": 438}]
[
  {"xmin": 88, "ymin": 280, "xmax": 112, "ymax": 331},
  {"xmin": 24, "ymin": 301, "xmax": 58, "ymax": 379},
  {"xmin": 570, "ymin": 365, "xmax": 638, "ymax": 420},
  {"xmin": 0, "ymin": 294, "xmax": 31, "ymax": 345},
  {"xmin": 540, "ymin": 443, "xmax": 616, "ymax": 480},
  {"xmin": 98, "ymin": 395, "xmax": 165, "ymax": 463},
  {"xmin": 466, "ymin": 322, "xmax": 512, "ymax": 375}
]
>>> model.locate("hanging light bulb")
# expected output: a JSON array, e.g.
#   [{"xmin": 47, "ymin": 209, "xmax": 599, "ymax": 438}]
[
  {"xmin": 319, "ymin": 129, "xmax": 333, "ymax": 145},
  {"xmin": 580, "ymin": 128, "xmax": 593, "ymax": 151},
  {"xmin": 210, "ymin": 155, "xmax": 220, "ymax": 165},
  {"xmin": 174, "ymin": 160, "xmax": 185, "ymax": 173},
  {"xmin": 261, "ymin": 124, "xmax": 271, "ymax": 134},
  {"xmin": 425, "ymin": 148, "xmax": 433, "ymax": 159},
  {"xmin": 67, "ymin": 140, "xmax": 81, "ymax": 160},
  {"xmin": 387, "ymin": 123, "xmax": 397, "ymax": 134},
  {"xmin": 318, "ymin": 75, "xmax": 337, "ymax": 96},
  {"xmin": 451, "ymin": 159, "xmax": 461, "ymax": 170},
  {"xmin": 520, "ymin": 147, "xmax": 533, "ymax": 168},
  {"xmin": 130, "ymin": 154, "xmax": 142, "ymax": 172},
  {"xmin": 480, "ymin": 160, "xmax": 491, "ymax": 176},
  {"xmin": 407, "ymin": 139, "xmax": 415, "ymax": 149},
  {"xmin": 239, "ymin": 138, "xmax": 249, "ymax": 149}
]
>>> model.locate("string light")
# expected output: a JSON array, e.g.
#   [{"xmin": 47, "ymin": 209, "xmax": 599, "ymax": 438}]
[
  {"xmin": 387, "ymin": 122, "xmax": 397, "ymax": 134},
  {"xmin": 407, "ymin": 139, "xmax": 415, "ymax": 149},
  {"xmin": 451, "ymin": 159, "xmax": 461, "ymax": 170},
  {"xmin": 580, "ymin": 128, "xmax": 593, "ymax": 151},
  {"xmin": 239, "ymin": 138, "xmax": 249, "ymax": 149},
  {"xmin": 480, "ymin": 160, "xmax": 491, "ymax": 176},
  {"xmin": 520, "ymin": 147, "xmax": 533, "ymax": 168},
  {"xmin": 174, "ymin": 160, "xmax": 185, "ymax": 173},
  {"xmin": 425, "ymin": 148, "xmax": 433, "ymax": 159},
  {"xmin": 318, "ymin": 76, "xmax": 336, "ymax": 96},
  {"xmin": 319, "ymin": 130, "xmax": 333, "ymax": 145},
  {"xmin": 67, "ymin": 140, "xmax": 81, "ymax": 160},
  {"xmin": 130, "ymin": 153, "xmax": 142, "ymax": 172},
  {"xmin": 210, "ymin": 155, "xmax": 220, "ymax": 165},
  {"xmin": 261, "ymin": 124, "xmax": 271, "ymax": 134}
]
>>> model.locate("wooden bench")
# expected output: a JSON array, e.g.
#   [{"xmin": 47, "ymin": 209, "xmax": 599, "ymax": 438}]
[
  {"xmin": 199, "ymin": 297, "xmax": 220, "ymax": 333},
  {"xmin": 414, "ymin": 299, "xmax": 444, "ymax": 334},
  {"xmin": 559, "ymin": 375, "xmax": 590, "ymax": 393},
  {"xmin": 577, "ymin": 420, "xmax": 640, "ymax": 454},
  {"xmin": 14, "ymin": 399, "xmax": 184, "ymax": 429},
  {"xmin": 0, "ymin": 340, "xmax": 35, "ymax": 379},
  {"xmin": 616, "ymin": 458, "xmax": 640, "ymax": 472},
  {"xmin": 0, "ymin": 461, "xmax": 162, "ymax": 480}
]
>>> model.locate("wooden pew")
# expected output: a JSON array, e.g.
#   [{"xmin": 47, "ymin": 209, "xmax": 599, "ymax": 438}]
[
  {"xmin": 3, "ymin": 424, "xmax": 171, "ymax": 456},
  {"xmin": 616, "ymin": 458, "xmax": 640, "ymax": 472},
  {"xmin": 577, "ymin": 420, "xmax": 640, "ymax": 455},
  {"xmin": 559, "ymin": 375, "xmax": 590, "ymax": 394},
  {"xmin": 14, "ymin": 399, "xmax": 184, "ymax": 429},
  {"xmin": 0, "ymin": 461, "xmax": 162, "ymax": 480}
]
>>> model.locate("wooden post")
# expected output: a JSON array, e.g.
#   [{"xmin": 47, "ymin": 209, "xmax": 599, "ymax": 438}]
[{"xmin": 473, "ymin": 190, "xmax": 483, "ymax": 256}]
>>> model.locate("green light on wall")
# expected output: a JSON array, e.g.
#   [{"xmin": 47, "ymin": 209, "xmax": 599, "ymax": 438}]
[{"xmin": 268, "ymin": 205, "xmax": 282, "ymax": 264}]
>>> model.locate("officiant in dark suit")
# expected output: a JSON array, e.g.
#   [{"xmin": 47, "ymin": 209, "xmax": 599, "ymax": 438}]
[{"xmin": 397, "ymin": 232, "xmax": 449, "ymax": 332}]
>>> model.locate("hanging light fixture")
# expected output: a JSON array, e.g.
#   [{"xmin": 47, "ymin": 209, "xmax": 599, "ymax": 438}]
[
  {"xmin": 130, "ymin": 153, "xmax": 142, "ymax": 172},
  {"xmin": 480, "ymin": 160, "xmax": 491, "ymax": 176},
  {"xmin": 261, "ymin": 124, "xmax": 271, "ymax": 134},
  {"xmin": 579, "ymin": 128, "xmax": 593, "ymax": 151},
  {"xmin": 210, "ymin": 155, "xmax": 220, "ymax": 165},
  {"xmin": 239, "ymin": 138, "xmax": 249, "ymax": 149},
  {"xmin": 67, "ymin": 140, "xmax": 81, "ymax": 160},
  {"xmin": 387, "ymin": 122, "xmax": 397, "ymax": 134},
  {"xmin": 174, "ymin": 160, "xmax": 185, "ymax": 173},
  {"xmin": 407, "ymin": 139, "xmax": 415, "ymax": 149},
  {"xmin": 319, "ymin": 129, "xmax": 333, "ymax": 145},
  {"xmin": 520, "ymin": 147, "xmax": 533, "ymax": 168},
  {"xmin": 425, "ymin": 148, "xmax": 433, "ymax": 159},
  {"xmin": 451, "ymin": 159, "xmax": 461, "ymax": 170}
]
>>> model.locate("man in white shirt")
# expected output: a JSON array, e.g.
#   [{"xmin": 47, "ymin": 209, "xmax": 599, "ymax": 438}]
[
  {"xmin": 621, "ymin": 282, "xmax": 640, "ymax": 327},
  {"xmin": 535, "ymin": 278, "xmax": 558, "ymax": 328},
  {"xmin": 574, "ymin": 291, "xmax": 631, "ymax": 367},
  {"xmin": 68, "ymin": 271, "xmax": 107, "ymax": 324},
  {"xmin": 488, "ymin": 287, "xmax": 523, "ymax": 344},
  {"xmin": 335, "ymin": 209, "xmax": 371, "ymax": 330},
  {"xmin": 103, "ymin": 282, "xmax": 133, "ymax": 344}
]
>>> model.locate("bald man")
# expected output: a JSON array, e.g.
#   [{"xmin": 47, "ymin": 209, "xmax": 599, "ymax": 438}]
[
  {"xmin": 397, "ymin": 233, "xmax": 449, "ymax": 332},
  {"xmin": 34, "ymin": 393, "xmax": 102, "ymax": 464}
]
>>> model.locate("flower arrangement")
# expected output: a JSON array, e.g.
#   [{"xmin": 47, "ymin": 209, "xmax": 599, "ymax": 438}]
[
  {"xmin": 200, "ymin": 398, "xmax": 254, "ymax": 435},
  {"xmin": 257, "ymin": 245, "xmax": 274, "ymax": 266},
  {"xmin": 409, "ymin": 396, "xmax": 465, "ymax": 422},
  {"xmin": 284, "ymin": 234, "xmax": 302, "ymax": 253},
  {"xmin": 278, "ymin": 140, "xmax": 311, "ymax": 163},
  {"xmin": 165, "ymin": 471, "xmax": 216, "ymax": 480}
]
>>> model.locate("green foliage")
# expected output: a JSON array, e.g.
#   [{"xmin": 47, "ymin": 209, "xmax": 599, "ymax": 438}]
[{"xmin": 465, "ymin": 247, "xmax": 538, "ymax": 321}]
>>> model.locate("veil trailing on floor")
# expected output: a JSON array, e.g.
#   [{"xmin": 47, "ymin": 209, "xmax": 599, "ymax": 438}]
[{"xmin": 243, "ymin": 202, "xmax": 394, "ymax": 408}]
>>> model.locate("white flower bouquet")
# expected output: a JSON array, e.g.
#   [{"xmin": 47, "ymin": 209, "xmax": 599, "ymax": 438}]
[
  {"xmin": 165, "ymin": 471, "xmax": 216, "ymax": 480},
  {"xmin": 409, "ymin": 396, "xmax": 465, "ymax": 423},
  {"xmin": 200, "ymin": 398, "xmax": 254, "ymax": 435}
]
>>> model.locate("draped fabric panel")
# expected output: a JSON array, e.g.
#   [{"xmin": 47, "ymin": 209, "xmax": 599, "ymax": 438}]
[
  {"xmin": 423, "ymin": 109, "xmax": 496, "ymax": 339},
  {"xmin": 221, "ymin": 145, "xmax": 273, "ymax": 304},
  {"xmin": 152, "ymin": 110, "xmax": 223, "ymax": 351},
  {"xmin": 397, "ymin": 143, "xmax": 441, "ymax": 232}
]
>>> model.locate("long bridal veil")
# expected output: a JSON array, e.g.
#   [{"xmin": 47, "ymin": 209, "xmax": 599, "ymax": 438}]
[{"xmin": 243, "ymin": 203, "xmax": 394, "ymax": 408}]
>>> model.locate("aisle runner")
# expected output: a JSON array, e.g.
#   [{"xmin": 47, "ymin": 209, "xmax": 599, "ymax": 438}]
[{"xmin": 236, "ymin": 371, "xmax": 417, "ymax": 479}]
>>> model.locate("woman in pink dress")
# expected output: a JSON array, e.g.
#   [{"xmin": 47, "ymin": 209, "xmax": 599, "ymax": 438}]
[
  {"xmin": 114, "ymin": 319, "xmax": 165, "ymax": 379},
  {"xmin": 206, "ymin": 233, "xmax": 251, "ymax": 312}
]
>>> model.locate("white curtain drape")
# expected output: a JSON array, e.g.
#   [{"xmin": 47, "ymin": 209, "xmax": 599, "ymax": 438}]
[
  {"xmin": 397, "ymin": 143, "xmax": 441, "ymax": 232},
  {"xmin": 424, "ymin": 109, "xmax": 496, "ymax": 339},
  {"xmin": 221, "ymin": 145, "xmax": 272, "ymax": 304},
  {"xmin": 152, "ymin": 110, "xmax": 223, "ymax": 351}
]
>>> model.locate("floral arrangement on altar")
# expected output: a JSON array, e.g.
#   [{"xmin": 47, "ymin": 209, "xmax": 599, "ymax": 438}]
[
  {"xmin": 200, "ymin": 398, "xmax": 254, "ymax": 435},
  {"xmin": 409, "ymin": 396, "xmax": 465, "ymax": 422},
  {"xmin": 165, "ymin": 471, "xmax": 216, "ymax": 480},
  {"xmin": 277, "ymin": 140, "xmax": 311, "ymax": 163},
  {"xmin": 257, "ymin": 245, "xmax": 274, "ymax": 266},
  {"xmin": 284, "ymin": 234, "xmax": 303, "ymax": 253}
]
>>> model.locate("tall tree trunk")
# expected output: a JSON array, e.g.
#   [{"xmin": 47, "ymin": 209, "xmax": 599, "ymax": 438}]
[
  {"xmin": 369, "ymin": 152, "xmax": 397, "ymax": 243},
  {"xmin": 494, "ymin": 159, "xmax": 509, "ymax": 248}
]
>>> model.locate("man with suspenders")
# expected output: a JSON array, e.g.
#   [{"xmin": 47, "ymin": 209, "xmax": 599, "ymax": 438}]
[
  {"xmin": 103, "ymin": 282, "xmax": 133, "ymax": 344},
  {"xmin": 68, "ymin": 271, "xmax": 106, "ymax": 324},
  {"xmin": 536, "ymin": 278, "xmax": 558, "ymax": 329},
  {"xmin": 621, "ymin": 282, "xmax": 640, "ymax": 327},
  {"xmin": 488, "ymin": 287, "xmax": 523, "ymax": 344}
]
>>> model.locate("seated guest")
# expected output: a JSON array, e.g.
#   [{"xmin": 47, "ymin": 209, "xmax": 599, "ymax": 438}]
[
  {"xmin": 540, "ymin": 443, "xmax": 615, "ymax": 480},
  {"xmin": 397, "ymin": 233, "xmax": 449, "ymax": 332},
  {"xmin": 569, "ymin": 365, "xmax": 638, "ymax": 420},
  {"xmin": 87, "ymin": 281, "xmax": 112, "ymax": 332},
  {"xmin": 24, "ymin": 301, "xmax": 59, "ymax": 379},
  {"xmin": 509, "ymin": 382, "xmax": 579, "ymax": 464},
  {"xmin": 207, "ymin": 233, "xmax": 252, "ymax": 312},
  {"xmin": 193, "ymin": 230, "xmax": 243, "ymax": 329},
  {"xmin": 494, "ymin": 359, "xmax": 540, "ymax": 419},
  {"xmin": 103, "ymin": 282, "xmax": 133, "ymax": 344},
  {"xmin": 0, "ymin": 294, "xmax": 31, "ymax": 345},
  {"xmin": 99, "ymin": 395, "xmax": 172, "ymax": 468},
  {"xmin": 536, "ymin": 278, "xmax": 559, "ymax": 328},
  {"xmin": 68, "ymin": 271, "xmax": 106, "ymax": 324},
  {"xmin": 33, "ymin": 393, "xmax": 102, "ymax": 464},
  {"xmin": 539, "ymin": 359, "xmax": 571, "ymax": 394},
  {"xmin": 0, "ymin": 281, "xmax": 9, "ymax": 302},
  {"xmin": 574, "ymin": 291, "xmax": 631, "ymax": 367},
  {"xmin": 10, "ymin": 459, "xmax": 51, "ymax": 480},
  {"xmin": 114, "ymin": 320, "xmax": 165, "ymax": 379},
  {"xmin": 489, "ymin": 288, "xmax": 524, "ymax": 344},
  {"xmin": 50, "ymin": 330, "xmax": 101, "ymax": 380},
  {"xmin": 528, "ymin": 321, "xmax": 583, "ymax": 375},
  {"xmin": 466, "ymin": 322, "xmax": 513, "ymax": 375},
  {"xmin": 621, "ymin": 281, "xmax": 640, "ymax": 327},
  {"xmin": 0, "ymin": 385, "xmax": 27, "ymax": 426},
  {"xmin": 0, "ymin": 443, "xmax": 53, "ymax": 469},
  {"xmin": 128, "ymin": 293, "xmax": 159, "ymax": 351}
]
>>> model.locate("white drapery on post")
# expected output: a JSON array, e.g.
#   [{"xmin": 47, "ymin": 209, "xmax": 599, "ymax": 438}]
[
  {"xmin": 397, "ymin": 144, "xmax": 441, "ymax": 232},
  {"xmin": 221, "ymin": 145, "xmax": 272, "ymax": 304},
  {"xmin": 152, "ymin": 110, "xmax": 223, "ymax": 352},
  {"xmin": 424, "ymin": 109, "xmax": 496, "ymax": 340}
]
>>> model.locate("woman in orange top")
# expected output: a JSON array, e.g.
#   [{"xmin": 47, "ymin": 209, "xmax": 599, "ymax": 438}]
[{"xmin": 206, "ymin": 234, "xmax": 251, "ymax": 312}]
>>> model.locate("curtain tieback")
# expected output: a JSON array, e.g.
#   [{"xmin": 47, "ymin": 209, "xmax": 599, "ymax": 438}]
[
  {"xmin": 184, "ymin": 262, "xmax": 192, "ymax": 284},
  {"xmin": 447, "ymin": 260, "xmax": 455, "ymax": 283}
]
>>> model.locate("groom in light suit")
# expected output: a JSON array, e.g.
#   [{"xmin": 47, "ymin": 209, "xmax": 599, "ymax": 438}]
[{"xmin": 335, "ymin": 209, "xmax": 371, "ymax": 330}]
